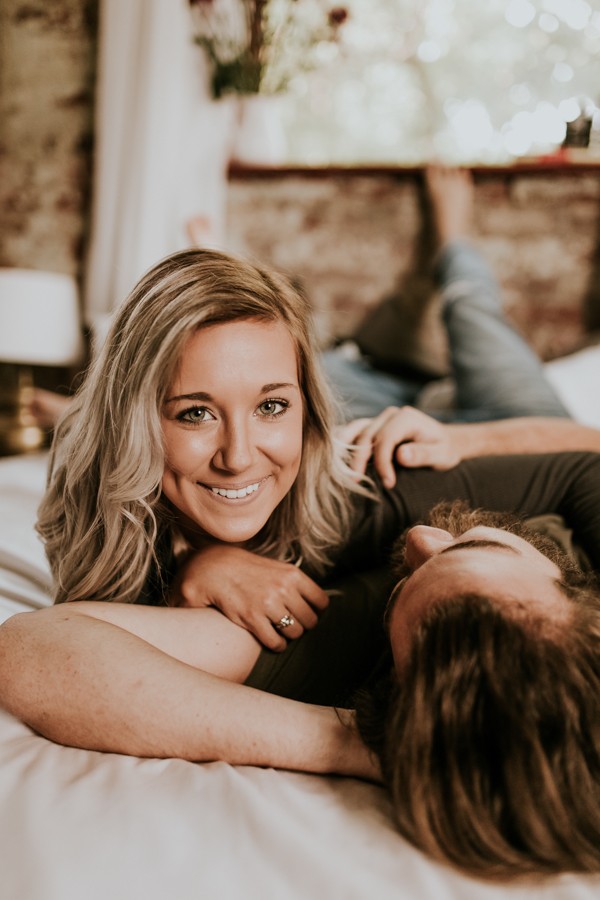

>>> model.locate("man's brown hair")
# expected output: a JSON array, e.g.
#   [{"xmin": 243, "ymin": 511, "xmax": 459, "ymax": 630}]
[{"xmin": 357, "ymin": 502, "xmax": 600, "ymax": 878}]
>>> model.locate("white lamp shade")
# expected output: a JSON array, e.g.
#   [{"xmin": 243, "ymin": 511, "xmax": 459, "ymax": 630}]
[{"xmin": 0, "ymin": 268, "xmax": 84, "ymax": 365}]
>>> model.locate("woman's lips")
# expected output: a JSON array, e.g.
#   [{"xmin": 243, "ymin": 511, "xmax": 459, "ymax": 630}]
[{"xmin": 197, "ymin": 477, "xmax": 268, "ymax": 500}]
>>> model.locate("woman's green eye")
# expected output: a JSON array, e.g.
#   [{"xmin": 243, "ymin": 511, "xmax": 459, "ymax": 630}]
[
  {"xmin": 178, "ymin": 407, "xmax": 214, "ymax": 424},
  {"xmin": 258, "ymin": 399, "xmax": 288, "ymax": 417}
]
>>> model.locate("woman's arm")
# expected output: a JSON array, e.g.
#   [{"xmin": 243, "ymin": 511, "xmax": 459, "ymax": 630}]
[
  {"xmin": 0, "ymin": 606, "xmax": 377, "ymax": 779},
  {"xmin": 170, "ymin": 544, "xmax": 329, "ymax": 651}
]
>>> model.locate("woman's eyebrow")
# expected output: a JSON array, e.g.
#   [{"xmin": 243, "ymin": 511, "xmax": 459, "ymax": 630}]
[
  {"xmin": 164, "ymin": 391, "xmax": 212, "ymax": 404},
  {"xmin": 439, "ymin": 539, "xmax": 521, "ymax": 556},
  {"xmin": 260, "ymin": 382, "xmax": 299, "ymax": 393},
  {"xmin": 164, "ymin": 383, "xmax": 299, "ymax": 404}
]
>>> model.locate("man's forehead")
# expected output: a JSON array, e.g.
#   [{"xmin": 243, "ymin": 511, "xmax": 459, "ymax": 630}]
[{"xmin": 387, "ymin": 529, "xmax": 564, "ymax": 620}]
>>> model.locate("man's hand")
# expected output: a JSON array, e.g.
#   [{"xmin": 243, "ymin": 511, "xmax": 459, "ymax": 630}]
[
  {"xmin": 334, "ymin": 708, "xmax": 383, "ymax": 783},
  {"xmin": 338, "ymin": 407, "xmax": 600, "ymax": 488},
  {"xmin": 170, "ymin": 544, "xmax": 329, "ymax": 652},
  {"xmin": 337, "ymin": 406, "xmax": 463, "ymax": 487}
]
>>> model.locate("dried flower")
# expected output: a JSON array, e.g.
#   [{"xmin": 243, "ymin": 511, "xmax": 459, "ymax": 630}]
[
  {"xmin": 328, "ymin": 7, "xmax": 347, "ymax": 26},
  {"xmin": 190, "ymin": 0, "xmax": 349, "ymax": 99}
]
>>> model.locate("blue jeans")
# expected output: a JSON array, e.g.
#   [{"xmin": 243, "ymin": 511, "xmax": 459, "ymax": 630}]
[{"xmin": 321, "ymin": 240, "xmax": 570, "ymax": 423}]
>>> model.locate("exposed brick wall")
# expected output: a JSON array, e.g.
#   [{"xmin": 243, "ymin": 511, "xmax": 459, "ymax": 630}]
[
  {"xmin": 0, "ymin": 0, "xmax": 97, "ymax": 277},
  {"xmin": 227, "ymin": 168, "xmax": 600, "ymax": 363}
]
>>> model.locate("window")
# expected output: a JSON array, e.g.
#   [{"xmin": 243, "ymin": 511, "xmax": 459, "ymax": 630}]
[{"xmin": 271, "ymin": 0, "xmax": 600, "ymax": 163}]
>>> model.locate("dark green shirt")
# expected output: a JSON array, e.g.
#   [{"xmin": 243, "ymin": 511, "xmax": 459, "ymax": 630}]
[{"xmin": 246, "ymin": 452, "xmax": 600, "ymax": 705}]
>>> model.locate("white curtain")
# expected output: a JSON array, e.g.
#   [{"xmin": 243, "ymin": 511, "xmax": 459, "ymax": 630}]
[{"xmin": 84, "ymin": 0, "xmax": 233, "ymax": 335}]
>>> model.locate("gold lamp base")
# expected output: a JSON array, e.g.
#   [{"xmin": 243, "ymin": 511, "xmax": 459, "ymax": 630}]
[
  {"xmin": 0, "ymin": 419, "xmax": 46, "ymax": 456},
  {"xmin": 0, "ymin": 365, "xmax": 48, "ymax": 457}
]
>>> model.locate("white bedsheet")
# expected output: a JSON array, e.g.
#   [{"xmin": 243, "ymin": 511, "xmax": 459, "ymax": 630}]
[{"xmin": 2, "ymin": 372, "xmax": 600, "ymax": 898}]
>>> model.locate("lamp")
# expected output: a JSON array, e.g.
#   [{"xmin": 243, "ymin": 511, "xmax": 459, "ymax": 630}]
[{"xmin": 0, "ymin": 268, "xmax": 84, "ymax": 455}]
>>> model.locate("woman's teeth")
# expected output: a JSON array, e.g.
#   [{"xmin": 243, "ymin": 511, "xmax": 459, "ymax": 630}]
[{"xmin": 210, "ymin": 482, "xmax": 260, "ymax": 499}]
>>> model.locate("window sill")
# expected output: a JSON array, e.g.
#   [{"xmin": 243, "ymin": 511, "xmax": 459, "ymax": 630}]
[{"xmin": 229, "ymin": 153, "xmax": 600, "ymax": 179}]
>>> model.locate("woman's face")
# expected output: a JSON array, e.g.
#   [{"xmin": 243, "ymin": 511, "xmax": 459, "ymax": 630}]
[{"xmin": 161, "ymin": 318, "xmax": 304, "ymax": 545}]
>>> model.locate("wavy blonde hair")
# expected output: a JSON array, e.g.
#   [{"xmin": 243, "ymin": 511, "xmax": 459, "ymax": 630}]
[{"xmin": 38, "ymin": 249, "xmax": 362, "ymax": 605}]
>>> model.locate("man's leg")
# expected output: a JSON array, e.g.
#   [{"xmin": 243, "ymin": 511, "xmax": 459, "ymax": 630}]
[
  {"xmin": 324, "ymin": 167, "xmax": 568, "ymax": 424},
  {"xmin": 436, "ymin": 240, "xmax": 569, "ymax": 420},
  {"xmin": 320, "ymin": 343, "xmax": 427, "ymax": 421},
  {"xmin": 427, "ymin": 168, "xmax": 569, "ymax": 421}
]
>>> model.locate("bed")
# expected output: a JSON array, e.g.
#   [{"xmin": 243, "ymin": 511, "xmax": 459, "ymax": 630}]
[{"xmin": 1, "ymin": 346, "xmax": 600, "ymax": 900}]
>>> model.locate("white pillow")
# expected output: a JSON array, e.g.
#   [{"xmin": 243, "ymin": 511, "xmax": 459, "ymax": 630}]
[
  {"xmin": 544, "ymin": 344, "xmax": 600, "ymax": 429},
  {"xmin": 0, "ymin": 453, "xmax": 52, "ymax": 622}
]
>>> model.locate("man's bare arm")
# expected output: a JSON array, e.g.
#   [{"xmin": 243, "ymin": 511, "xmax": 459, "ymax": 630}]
[
  {"xmin": 48, "ymin": 601, "xmax": 263, "ymax": 682},
  {"xmin": 339, "ymin": 406, "xmax": 600, "ymax": 486},
  {"xmin": 428, "ymin": 417, "xmax": 600, "ymax": 466},
  {"xmin": 0, "ymin": 607, "xmax": 377, "ymax": 779}
]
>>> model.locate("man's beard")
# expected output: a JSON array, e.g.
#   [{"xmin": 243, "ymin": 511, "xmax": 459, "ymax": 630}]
[{"xmin": 390, "ymin": 500, "xmax": 593, "ymax": 590}]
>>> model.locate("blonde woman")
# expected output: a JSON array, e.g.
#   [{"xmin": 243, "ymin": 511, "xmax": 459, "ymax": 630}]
[{"xmin": 38, "ymin": 249, "xmax": 358, "ymax": 609}]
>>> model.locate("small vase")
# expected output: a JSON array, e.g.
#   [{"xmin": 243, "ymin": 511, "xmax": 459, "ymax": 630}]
[
  {"xmin": 202, "ymin": 95, "xmax": 240, "ymax": 164},
  {"xmin": 231, "ymin": 95, "xmax": 287, "ymax": 165},
  {"xmin": 182, "ymin": 96, "xmax": 239, "ymax": 247}
]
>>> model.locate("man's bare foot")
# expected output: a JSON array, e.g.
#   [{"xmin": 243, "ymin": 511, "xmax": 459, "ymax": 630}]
[
  {"xmin": 186, "ymin": 215, "xmax": 218, "ymax": 249},
  {"xmin": 30, "ymin": 389, "xmax": 72, "ymax": 429},
  {"xmin": 425, "ymin": 166, "xmax": 474, "ymax": 247}
]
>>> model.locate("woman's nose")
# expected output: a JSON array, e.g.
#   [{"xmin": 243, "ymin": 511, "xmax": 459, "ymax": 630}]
[
  {"xmin": 404, "ymin": 526, "xmax": 454, "ymax": 569},
  {"xmin": 212, "ymin": 422, "xmax": 254, "ymax": 473}
]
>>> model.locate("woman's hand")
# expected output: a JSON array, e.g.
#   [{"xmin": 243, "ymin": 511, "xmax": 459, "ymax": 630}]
[
  {"xmin": 170, "ymin": 544, "xmax": 329, "ymax": 652},
  {"xmin": 337, "ymin": 405, "xmax": 464, "ymax": 487}
]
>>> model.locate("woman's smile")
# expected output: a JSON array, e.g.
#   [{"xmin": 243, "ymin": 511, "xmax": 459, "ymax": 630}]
[
  {"xmin": 161, "ymin": 318, "xmax": 303, "ymax": 545},
  {"xmin": 202, "ymin": 478, "xmax": 264, "ymax": 500}
]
